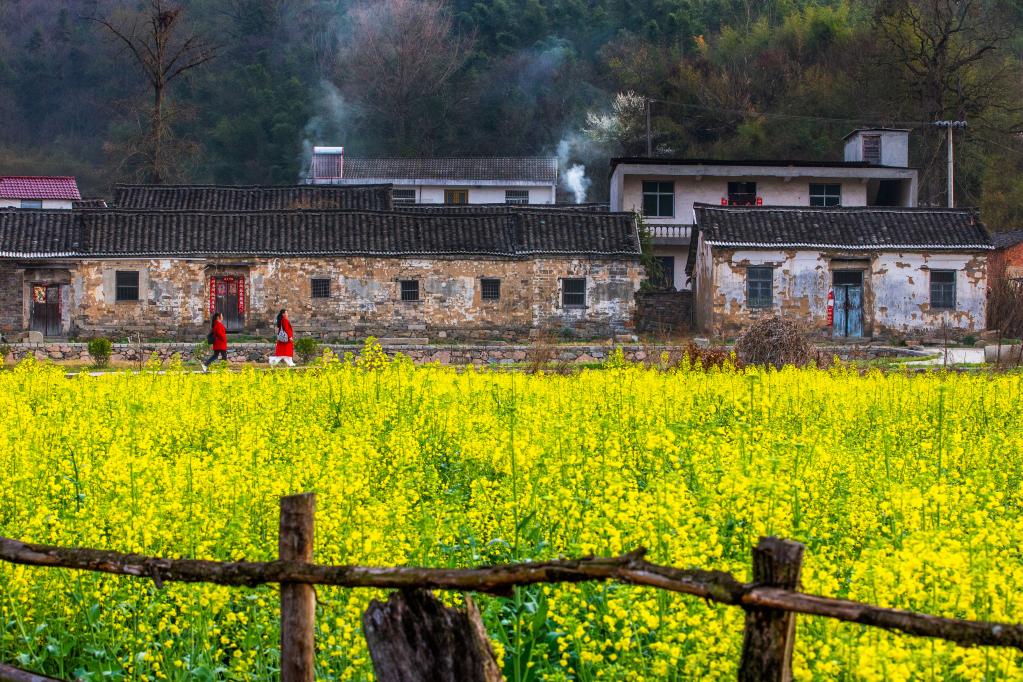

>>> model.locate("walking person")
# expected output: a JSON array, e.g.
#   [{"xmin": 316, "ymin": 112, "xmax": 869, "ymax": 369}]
[
  {"xmin": 269, "ymin": 309, "xmax": 295, "ymax": 367},
  {"xmin": 203, "ymin": 312, "xmax": 228, "ymax": 372}
]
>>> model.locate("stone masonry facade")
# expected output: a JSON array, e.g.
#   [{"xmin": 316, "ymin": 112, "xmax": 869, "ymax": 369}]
[{"xmin": 3, "ymin": 256, "xmax": 643, "ymax": 341}]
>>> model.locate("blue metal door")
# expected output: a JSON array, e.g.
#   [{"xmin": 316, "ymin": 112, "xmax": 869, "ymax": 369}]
[
  {"xmin": 833, "ymin": 286, "xmax": 847, "ymax": 338},
  {"xmin": 833, "ymin": 284, "xmax": 864, "ymax": 338}
]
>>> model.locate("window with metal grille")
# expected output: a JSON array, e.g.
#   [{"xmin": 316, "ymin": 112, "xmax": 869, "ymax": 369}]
[
  {"xmin": 747, "ymin": 266, "xmax": 773, "ymax": 308},
  {"xmin": 481, "ymin": 278, "xmax": 501, "ymax": 300},
  {"xmin": 809, "ymin": 183, "xmax": 842, "ymax": 207},
  {"xmin": 728, "ymin": 182, "xmax": 758, "ymax": 206},
  {"xmin": 930, "ymin": 270, "xmax": 956, "ymax": 309},
  {"xmin": 561, "ymin": 278, "xmax": 586, "ymax": 307},
  {"xmin": 311, "ymin": 278, "xmax": 331, "ymax": 298},
  {"xmin": 392, "ymin": 188, "xmax": 416, "ymax": 204},
  {"xmin": 862, "ymin": 135, "xmax": 881, "ymax": 164},
  {"xmin": 115, "ymin": 271, "xmax": 140, "ymax": 302},
  {"xmin": 400, "ymin": 279, "xmax": 420, "ymax": 302},
  {"xmin": 642, "ymin": 181, "xmax": 674, "ymax": 217},
  {"xmin": 505, "ymin": 190, "xmax": 529, "ymax": 205}
]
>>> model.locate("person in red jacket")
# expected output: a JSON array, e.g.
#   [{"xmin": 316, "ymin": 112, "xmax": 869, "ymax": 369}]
[
  {"xmin": 269, "ymin": 309, "xmax": 295, "ymax": 367},
  {"xmin": 203, "ymin": 312, "xmax": 228, "ymax": 371}
]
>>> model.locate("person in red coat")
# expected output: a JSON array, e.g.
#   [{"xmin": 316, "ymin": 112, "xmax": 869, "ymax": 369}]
[
  {"xmin": 203, "ymin": 312, "xmax": 228, "ymax": 371},
  {"xmin": 269, "ymin": 308, "xmax": 295, "ymax": 367}
]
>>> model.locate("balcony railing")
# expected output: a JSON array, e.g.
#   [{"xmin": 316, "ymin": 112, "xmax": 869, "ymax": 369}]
[{"xmin": 648, "ymin": 224, "xmax": 692, "ymax": 241}]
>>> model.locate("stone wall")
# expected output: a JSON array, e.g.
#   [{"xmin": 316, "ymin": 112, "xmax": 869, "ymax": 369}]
[
  {"xmin": 634, "ymin": 290, "xmax": 692, "ymax": 334},
  {"xmin": 1, "ymin": 341, "xmax": 921, "ymax": 366},
  {"xmin": 18, "ymin": 256, "xmax": 642, "ymax": 341},
  {"xmin": 0, "ymin": 262, "xmax": 21, "ymax": 334}
]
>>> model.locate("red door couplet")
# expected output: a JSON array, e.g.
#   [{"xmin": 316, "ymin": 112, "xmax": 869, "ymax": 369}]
[{"xmin": 210, "ymin": 276, "xmax": 246, "ymax": 332}]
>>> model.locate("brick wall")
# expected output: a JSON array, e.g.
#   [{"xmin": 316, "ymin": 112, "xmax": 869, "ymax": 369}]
[{"xmin": 634, "ymin": 290, "xmax": 692, "ymax": 334}]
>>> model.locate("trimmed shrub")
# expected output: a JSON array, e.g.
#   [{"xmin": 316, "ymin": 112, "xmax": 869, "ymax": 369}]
[
  {"xmin": 87, "ymin": 338, "xmax": 113, "ymax": 368},
  {"xmin": 295, "ymin": 337, "xmax": 319, "ymax": 365}
]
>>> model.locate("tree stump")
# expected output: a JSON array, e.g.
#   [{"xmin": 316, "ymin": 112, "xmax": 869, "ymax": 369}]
[{"xmin": 363, "ymin": 589, "xmax": 503, "ymax": 682}]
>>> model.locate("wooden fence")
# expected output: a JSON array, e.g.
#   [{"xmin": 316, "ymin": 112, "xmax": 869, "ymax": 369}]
[{"xmin": 1, "ymin": 492, "xmax": 1022, "ymax": 682}]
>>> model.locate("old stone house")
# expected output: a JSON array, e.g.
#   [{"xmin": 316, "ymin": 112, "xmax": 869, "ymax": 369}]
[
  {"xmin": 0, "ymin": 202, "xmax": 641, "ymax": 341},
  {"xmin": 687, "ymin": 205, "xmax": 992, "ymax": 339}
]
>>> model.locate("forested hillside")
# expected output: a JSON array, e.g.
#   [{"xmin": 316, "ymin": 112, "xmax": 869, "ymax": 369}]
[{"xmin": 0, "ymin": 0, "xmax": 1021, "ymax": 228}]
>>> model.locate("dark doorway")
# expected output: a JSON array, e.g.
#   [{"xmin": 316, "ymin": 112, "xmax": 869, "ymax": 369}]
[
  {"xmin": 833, "ymin": 271, "xmax": 864, "ymax": 338},
  {"xmin": 211, "ymin": 276, "xmax": 246, "ymax": 332},
  {"xmin": 30, "ymin": 284, "xmax": 61, "ymax": 337}
]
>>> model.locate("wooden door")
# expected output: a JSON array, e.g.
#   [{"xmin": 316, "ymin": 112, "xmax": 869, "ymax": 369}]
[
  {"xmin": 211, "ymin": 276, "xmax": 246, "ymax": 332},
  {"xmin": 30, "ymin": 285, "xmax": 61, "ymax": 337}
]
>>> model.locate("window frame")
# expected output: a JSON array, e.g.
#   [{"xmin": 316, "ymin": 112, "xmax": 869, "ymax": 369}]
[
  {"xmin": 311, "ymin": 278, "xmax": 331, "ymax": 299},
  {"xmin": 399, "ymin": 279, "xmax": 420, "ymax": 302},
  {"xmin": 444, "ymin": 189, "xmax": 469, "ymax": 205},
  {"xmin": 20, "ymin": 199, "xmax": 42, "ymax": 209},
  {"xmin": 930, "ymin": 270, "xmax": 957, "ymax": 310},
  {"xmin": 746, "ymin": 266, "xmax": 774, "ymax": 309},
  {"xmin": 727, "ymin": 182, "xmax": 758, "ymax": 206},
  {"xmin": 561, "ymin": 277, "xmax": 586, "ymax": 308},
  {"xmin": 391, "ymin": 188, "xmax": 416, "ymax": 204},
  {"xmin": 480, "ymin": 278, "xmax": 501, "ymax": 300},
  {"xmin": 809, "ymin": 183, "xmax": 842, "ymax": 207},
  {"xmin": 655, "ymin": 256, "xmax": 675, "ymax": 289},
  {"xmin": 641, "ymin": 181, "xmax": 674, "ymax": 218},
  {"xmin": 115, "ymin": 270, "xmax": 140, "ymax": 303},
  {"xmin": 504, "ymin": 190, "xmax": 529, "ymax": 205}
]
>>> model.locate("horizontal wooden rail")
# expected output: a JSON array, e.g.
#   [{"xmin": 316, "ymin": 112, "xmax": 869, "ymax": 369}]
[{"xmin": 2, "ymin": 536, "xmax": 1022, "ymax": 651}]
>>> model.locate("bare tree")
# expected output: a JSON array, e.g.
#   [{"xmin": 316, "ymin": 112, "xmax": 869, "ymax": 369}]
[
  {"xmin": 874, "ymin": 0, "xmax": 1019, "ymax": 204},
  {"xmin": 91, "ymin": 0, "xmax": 216, "ymax": 183},
  {"xmin": 331, "ymin": 0, "xmax": 473, "ymax": 153}
]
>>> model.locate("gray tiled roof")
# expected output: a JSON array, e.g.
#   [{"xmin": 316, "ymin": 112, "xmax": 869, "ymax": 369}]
[
  {"xmin": 339, "ymin": 157, "xmax": 558, "ymax": 184},
  {"xmin": 0, "ymin": 208, "xmax": 640, "ymax": 259},
  {"xmin": 113, "ymin": 184, "xmax": 394, "ymax": 211},
  {"xmin": 693, "ymin": 205, "xmax": 991, "ymax": 249},
  {"xmin": 992, "ymin": 229, "xmax": 1023, "ymax": 249},
  {"xmin": 0, "ymin": 210, "xmax": 79, "ymax": 257}
]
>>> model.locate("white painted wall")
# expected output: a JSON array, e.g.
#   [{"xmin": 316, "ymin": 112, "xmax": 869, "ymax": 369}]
[
  {"xmin": 620, "ymin": 176, "xmax": 870, "ymax": 223},
  {"xmin": 843, "ymin": 130, "xmax": 910, "ymax": 167},
  {"xmin": 388, "ymin": 183, "xmax": 555, "ymax": 204},
  {"xmin": 0, "ymin": 199, "xmax": 74, "ymax": 209}
]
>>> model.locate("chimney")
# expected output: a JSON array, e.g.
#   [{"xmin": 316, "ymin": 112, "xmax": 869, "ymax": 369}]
[
  {"xmin": 842, "ymin": 129, "xmax": 909, "ymax": 167},
  {"xmin": 311, "ymin": 146, "xmax": 344, "ymax": 182}
]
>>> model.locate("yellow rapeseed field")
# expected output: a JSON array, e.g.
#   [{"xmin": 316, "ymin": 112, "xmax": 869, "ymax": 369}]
[{"xmin": 1, "ymin": 346, "xmax": 1022, "ymax": 681}]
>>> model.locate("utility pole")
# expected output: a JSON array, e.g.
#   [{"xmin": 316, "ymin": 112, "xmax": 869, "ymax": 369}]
[
  {"xmin": 646, "ymin": 97, "xmax": 653, "ymax": 156},
  {"xmin": 932, "ymin": 120, "xmax": 967, "ymax": 207}
]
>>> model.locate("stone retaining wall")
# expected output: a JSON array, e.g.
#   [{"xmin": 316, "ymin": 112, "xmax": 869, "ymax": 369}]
[{"xmin": 2, "ymin": 341, "xmax": 920, "ymax": 366}]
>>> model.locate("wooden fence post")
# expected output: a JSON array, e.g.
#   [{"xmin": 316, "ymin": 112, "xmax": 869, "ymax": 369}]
[
  {"xmin": 279, "ymin": 493, "xmax": 316, "ymax": 682},
  {"xmin": 738, "ymin": 536, "xmax": 804, "ymax": 682}
]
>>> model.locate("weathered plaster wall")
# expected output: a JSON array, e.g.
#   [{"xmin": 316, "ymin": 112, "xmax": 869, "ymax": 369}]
[
  {"xmin": 21, "ymin": 256, "xmax": 641, "ymax": 340},
  {"xmin": 702, "ymin": 248, "xmax": 987, "ymax": 338}
]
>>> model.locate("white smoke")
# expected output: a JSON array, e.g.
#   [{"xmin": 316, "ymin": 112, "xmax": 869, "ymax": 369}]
[
  {"xmin": 299, "ymin": 81, "xmax": 359, "ymax": 182},
  {"xmin": 562, "ymin": 165, "xmax": 590, "ymax": 204},
  {"xmin": 556, "ymin": 136, "xmax": 591, "ymax": 204}
]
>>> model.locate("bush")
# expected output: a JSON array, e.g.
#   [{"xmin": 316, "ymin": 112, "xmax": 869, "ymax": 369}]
[
  {"xmin": 87, "ymin": 338, "xmax": 113, "ymax": 368},
  {"xmin": 295, "ymin": 337, "xmax": 319, "ymax": 365},
  {"xmin": 734, "ymin": 317, "xmax": 812, "ymax": 369}
]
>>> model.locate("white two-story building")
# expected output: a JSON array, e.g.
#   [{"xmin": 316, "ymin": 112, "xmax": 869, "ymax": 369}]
[
  {"xmin": 307, "ymin": 147, "xmax": 558, "ymax": 205},
  {"xmin": 610, "ymin": 129, "xmax": 919, "ymax": 290}
]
